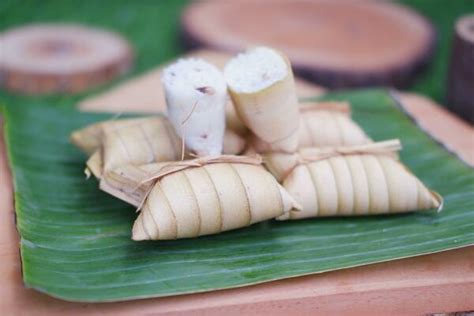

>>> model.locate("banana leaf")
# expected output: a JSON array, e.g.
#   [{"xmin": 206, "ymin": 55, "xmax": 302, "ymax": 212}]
[{"xmin": 3, "ymin": 89, "xmax": 473, "ymax": 302}]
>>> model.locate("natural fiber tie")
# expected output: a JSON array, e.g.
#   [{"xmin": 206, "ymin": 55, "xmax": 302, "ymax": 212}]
[
  {"xmin": 134, "ymin": 155, "xmax": 263, "ymax": 211},
  {"xmin": 297, "ymin": 139, "xmax": 402, "ymax": 164},
  {"xmin": 269, "ymin": 139, "xmax": 402, "ymax": 182},
  {"xmin": 141, "ymin": 155, "xmax": 263, "ymax": 184}
]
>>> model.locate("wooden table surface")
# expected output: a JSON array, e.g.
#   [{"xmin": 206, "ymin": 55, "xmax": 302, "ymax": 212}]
[{"xmin": 1, "ymin": 51, "xmax": 473, "ymax": 314}]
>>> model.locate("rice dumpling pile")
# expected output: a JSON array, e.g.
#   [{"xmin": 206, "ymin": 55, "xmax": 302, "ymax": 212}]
[{"xmin": 72, "ymin": 46, "xmax": 442, "ymax": 241}]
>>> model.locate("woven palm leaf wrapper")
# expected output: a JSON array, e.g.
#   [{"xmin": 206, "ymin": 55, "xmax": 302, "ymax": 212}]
[
  {"xmin": 70, "ymin": 116, "xmax": 246, "ymax": 179},
  {"xmin": 247, "ymin": 101, "xmax": 372, "ymax": 153},
  {"xmin": 100, "ymin": 155, "xmax": 301, "ymax": 240},
  {"xmin": 264, "ymin": 139, "xmax": 443, "ymax": 220}
]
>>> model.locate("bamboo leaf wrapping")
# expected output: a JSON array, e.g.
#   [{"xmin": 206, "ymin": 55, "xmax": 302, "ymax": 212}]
[
  {"xmin": 264, "ymin": 140, "xmax": 398, "ymax": 182},
  {"xmin": 249, "ymin": 102, "xmax": 371, "ymax": 153},
  {"xmin": 102, "ymin": 117, "xmax": 180, "ymax": 172},
  {"xmin": 299, "ymin": 110, "xmax": 370, "ymax": 147},
  {"xmin": 72, "ymin": 117, "xmax": 246, "ymax": 178},
  {"xmin": 95, "ymin": 155, "xmax": 300, "ymax": 241},
  {"xmin": 125, "ymin": 162, "xmax": 300, "ymax": 240},
  {"xmin": 227, "ymin": 49, "xmax": 300, "ymax": 153},
  {"xmin": 70, "ymin": 117, "xmax": 165, "ymax": 155},
  {"xmin": 280, "ymin": 153, "xmax": 442, "ymax": 220}
]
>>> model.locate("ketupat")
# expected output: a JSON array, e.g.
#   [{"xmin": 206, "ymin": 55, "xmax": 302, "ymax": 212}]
[
  {"xmin": 71, "ymin": 116, "xmax": 246, "ymax": 178},
  {"xmin": 264, "ymin": 140, "xmax": 442, "ymax": 220},
  {"xmin": 225, "ymin": 47, "xmax": 300, "ymax": 153},
  {"xmin": 162, "ymin": 58, "xmax": 228, "ymax": 156},
  {"xmin": 101, "ymin": 155, "xmax": 301, "ymax": 240},
  {"xmin": 249, "ymin": 101, "xmax": 371, "ymax": 153}
]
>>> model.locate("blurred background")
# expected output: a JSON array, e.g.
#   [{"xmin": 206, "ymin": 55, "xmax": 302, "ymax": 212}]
[{"xmin": 0, "ymin": 0, "xmax": 472, "ymax": 123}]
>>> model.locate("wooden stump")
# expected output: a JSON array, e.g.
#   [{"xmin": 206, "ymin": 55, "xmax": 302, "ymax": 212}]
[
  {"xmin": 0, "ymin": 24, "xmax": 133, "ymax": 95},
  {"xmin": 181, "ymin": 0, "xmax": 435, "ymax": 88},
  {"xmin": 447, "ymin": 15, "xmax": 474, "ymax": 124}
]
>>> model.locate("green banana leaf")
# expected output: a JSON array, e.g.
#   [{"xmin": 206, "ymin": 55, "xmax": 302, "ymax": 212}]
[{"xmin": 3, "ymin": 89, "xmax": 473, "ymax": 302}]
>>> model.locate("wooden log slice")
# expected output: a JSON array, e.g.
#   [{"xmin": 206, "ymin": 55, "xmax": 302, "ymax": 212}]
[
  {"xmin": 181, "ymin": 0, "xmax": 435, "ymax": 88},
  {"xmin": 0, "ymin": 24, "xmax": 133, "ymax": 94},
  {"xmin": 447, "ymin": 15, "xmax": 474, "ymax": 124}
]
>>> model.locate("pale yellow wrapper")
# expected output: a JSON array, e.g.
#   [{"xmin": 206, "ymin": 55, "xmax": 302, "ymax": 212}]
[
  {"xmin": 99, "ymin": 156, "xmax": 301, "ymax": 240},
  {"xmin": 133, "ymin": 163, "xmax": 299, "ymax": 240},
  {"xmin": 249, "ymin": 101, "xmax": 371, "ymax": 153},
  {"xmin": 71, "ymin": 117, "xmax": 246, "ymax": 178},
  {"xmin": 264, "ymin": 140, "xmax": 398, "ymax": 182},
  {"xmin": 228, "ymin": 52, "xmax": 300, "ymax": 153},
  {"xmin": 101, "ymin": 117, "xmax": 180, "ymax": 173},
  {"xmin": 274, "ymin": 141, "xmax": 442, "ymax": 220}
]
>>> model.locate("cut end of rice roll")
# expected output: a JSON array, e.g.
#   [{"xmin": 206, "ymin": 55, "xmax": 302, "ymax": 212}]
[
  {"xmin": 224, "ymin": 47, "xmax": 288, "ymax": 94},
  {"xmin": 224, "ymin": 46, "xmax": 300, "ymax": 153},
  {"xmin": 162, "ymin": 58, "xmax": 228, "ymax": 156},
  {"xmin": 162, "ymin": 58, "xmax": 227, "ymax": 102}
]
